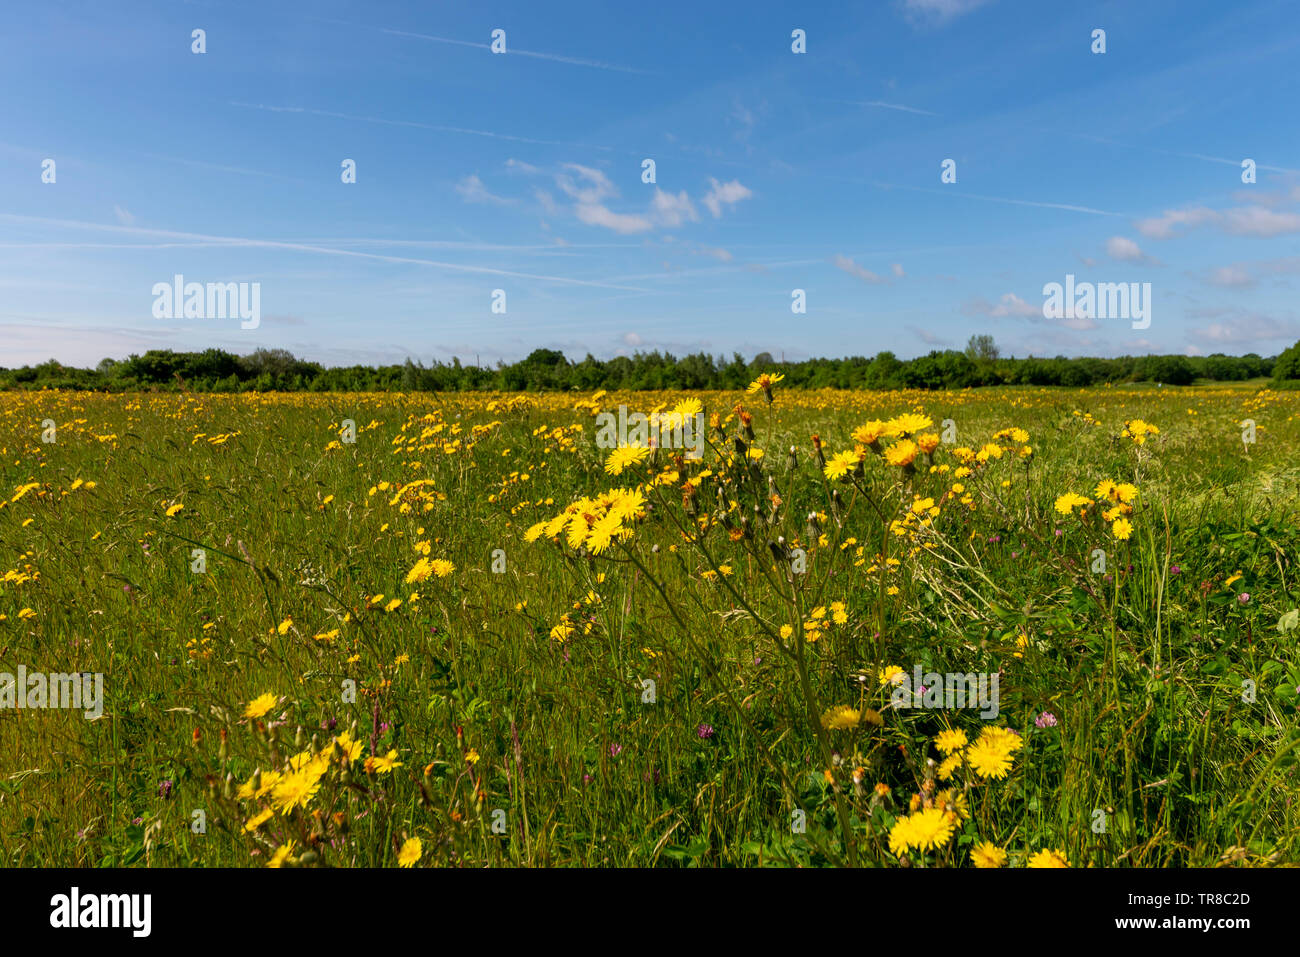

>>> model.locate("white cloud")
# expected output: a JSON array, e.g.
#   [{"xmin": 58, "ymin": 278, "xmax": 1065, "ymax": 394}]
[
  {"xmin": 575, "ymin": 203, "xmax": 654, "ymax": 235},
  {"xmin": 964, "ymin": 292, "xmax": 1040, "ymax": 318},
  {"xmin": 1136, "ymin": 204, "xmax": 1300, "ymax": 240},
  {"xmin": 0, "ymin": 211, "xmax": 647, "ymax": 291},
  {"xmin": 832, "ymin": 254, "xmax": 888, "ymax": 284},
  {"xmin": 1221, "ymin": 205, "xmax": 1300, "ymax": 237},
  {"xmin": 1105, "ymin": 236, "xmax": 1158, "ymax": 264},
  {"xmin": 730, "ymin": 100, "xmax": 757, "ymax": 145},
  {"xmin": 556, "ymin": 163, "xmax": 618, "ymax": 204},
  {"xmin": 1202, "ymin": 265, "xmax": 1255, "ymax": 288},
  {"xmin": 891, "ymin": 263, "xmax": 905, "ymax": 278},
  {"xmin": 113, "ymin": 205, "xmax": 135, "ymax": 225},
  {"xmin": 701, "ymin": 177, "xmax": 753, "ymax": 218},
  {"xmin": 1191, "ymin": 309, "xmax": 1300, "ymax": 345},
  {"xmin": 1135, "ymin": 206, "xmax": 1219, "ymax": 240},
  {"xmin": 651, "ymin": 189, "xmax": 699, "ymax": 227},
  {"xmin": 850, "ymin": 99, "xmax": 938, "ymax": 116},
  {"xmin": 534, "ymin": 189, "xmax": 560, "ymax": 215},
  {"xmin": 456, "ymin": 175, "xmax": 512, "ymax": 205},
  {"xmin": 1059, "ymin": 316, "xmax": 1100, "ymax": 331},
  {"xmin": 910, "ymin": 326, "xmax": 947, "ymax": 345},
  {"xmin": 902, "ymin": 0, "xmax": 993, "ymax": 25}
]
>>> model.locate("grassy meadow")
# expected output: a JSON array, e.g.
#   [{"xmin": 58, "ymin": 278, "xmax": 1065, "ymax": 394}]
[{"xmin": 1, "ymin": 380, "xmax": 1299, "ymax": 868}]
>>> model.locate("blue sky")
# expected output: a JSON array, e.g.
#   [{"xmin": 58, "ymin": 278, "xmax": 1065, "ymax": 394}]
[{"xmin": 3, "ymin": 0, "xmax": 1299, "ymax": 368}]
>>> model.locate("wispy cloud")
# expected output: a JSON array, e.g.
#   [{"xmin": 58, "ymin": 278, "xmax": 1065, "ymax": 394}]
[
  {"xmin": 909, "ymin": 326, "xmax": 949, "ymax": 345},
  {"xmin": 874, "ymin": 182, "xmax": 1124, "ymax": 216},
  {"xmin": 1188, "ymin": 307, "xmax": 1300, "ymax": 346},
  {"xmin": 0, "ymin": 213, "xmax": 650, "ymax": 292},
  {"xmin": 1071, "ymin": 134, "xmax": 1300, "ymax": 176},
  {"xmin": 309, "ymin": 17, "xmax": 654, "ymax": 75},
  {"xmin": 1136, "ymin": 204, "xmax": 1300, "ymax": 240},
  {"xmin": 1190, "ymin": 255, "xmax": 1300, "ymax": 288},
  {"xmin": 134, "ymin": 151, "xmax": 300, "ymax": 181},
  {"xmin": 962, "ymin": 292, "xmax": 1041, "ymax": 318},
  {"xmin": 1197, "ymin": 265, "xmax": 1256, "ymax": 288},
  {"xmin": 832, "ymin": 254, "xmax": 889, "ymax": 284},
  {"xmin": 829, "ymin": 98, "xmax": 938, "ymax": 116},
  {"xmin": 455, "ymin": 175, "xmax": 514, "ymax": 206},
  {"xmin": 701, "ymin": 178, "xmax": 753, "ymax": 218},
  {"xmin": 229, "ymin": 102, "xmax": 617, "ymax": 152},
  {"xmin": 1105, "ymin": 236, "xmax": 1160, "ymax": 265},
  {"xmin": 901, "ymin": 0, "xmax": 994, "ymax": 27},
  {"xmin": 575, "ymin": 204, "xmax": 654, "ymax": 235},
  {"xmin": 651, "ymin": 189, "xmax": 699, "ymax": 228}
]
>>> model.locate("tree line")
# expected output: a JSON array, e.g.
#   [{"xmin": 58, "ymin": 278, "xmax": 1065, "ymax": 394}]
[{"xmin": 3, "ymin": 337, "xmax": 1298, "ymax": 393}]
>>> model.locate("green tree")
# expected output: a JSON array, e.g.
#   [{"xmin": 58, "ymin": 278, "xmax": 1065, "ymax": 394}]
[{"xmin": 1273, "ymin": 340, "xmax": 1300, "ymax": 383}]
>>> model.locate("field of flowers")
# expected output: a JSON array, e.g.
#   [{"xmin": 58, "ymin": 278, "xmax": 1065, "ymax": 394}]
[{"xmin": 1, "ymin": 380, "xmax": 1298, "ymax": 868}]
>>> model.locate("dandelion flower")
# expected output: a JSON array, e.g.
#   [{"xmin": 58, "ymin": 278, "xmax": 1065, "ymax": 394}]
[
  {"xmin": 244, "ymin": 692, "xmax": 279, "ymax": 720},
  {"xmin": 824, "ymin": 449, "xmax": 861, "ymax": 480},
  {"xmin": 369, "ymin": 750, "xmax": 403, "ymax": 775},
  {"xmin": 851, "ymin": 420, "xmax": 888, "ymax": 445},
  {"xmin": 271, "ymin": 764, "xmax": 325, "ymax": 813},
  {"xmin": 972, "ymin": 841, "xmax": 1008, "ymax": 868},
  {"xmin": 914, "ymin": 433, "xmax": 941, "ymax": 455},
  {"xmin": 267, "ymin": 842, "xmax": 296, "ymax": 868},
  {"xmin": 884, "ymin": 413, "xmax": 933, "ymax": 437},
  {"xmin": 1027, "ymin": 848, "xmax": 1071, "ymax": 868},
  {"xmin": 398, "ymin": 837, "xmax": 423, "ymax": 868},
  {"xmin": 585, "ymin": 512, "xmax": 623, "ymax": 555},
  {"xmin": 889, "ymin": 815, "xmax": 917, "ymax": 856},
  {"xmin": 879, "ymin": 665, "xmax": 905, "ymax": 687},
  {"xmin": 1114, "ymin": 482, "xmax": 1139, "ymax": 504},
  {"xmin": 936, "ymin": 754, "xmax": 962, "ymax": 781},
  {"xmin": 605, "ymin": 445, "xmax": 651, "ymax": 476},
  {"xmin": 934, "ymin": 728, "xmax": 968, "ymax": 756},
  {"xmin": 909, "ymin": 807, "xmax": 957, "ymax": 850},
  {"xmin": 1054, "ymin": 493, "xmax": 1092, "ymax": 515},
  {"xmin": 244, "ymin": 808, "xmax": 274, "ymax": 832},
  {"xmin": 884, "ymin": 439, "xmax": 918, "ymax": 467},
  {"xmin": 745, "ymin": 372, "xmax": 785, "ymax": 397},
  {"xmin": 966, "ymin": 733, "xmax": 1017, "ymax": 780},
  {"xmin": 820, "ymin": 705, "xmax": 861, "ymax": 730}
]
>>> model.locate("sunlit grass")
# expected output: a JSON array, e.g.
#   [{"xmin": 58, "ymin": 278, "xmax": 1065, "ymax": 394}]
[{"xmin": 0, "ymin": 383, "xmax": 1297, "ymax": 867}]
